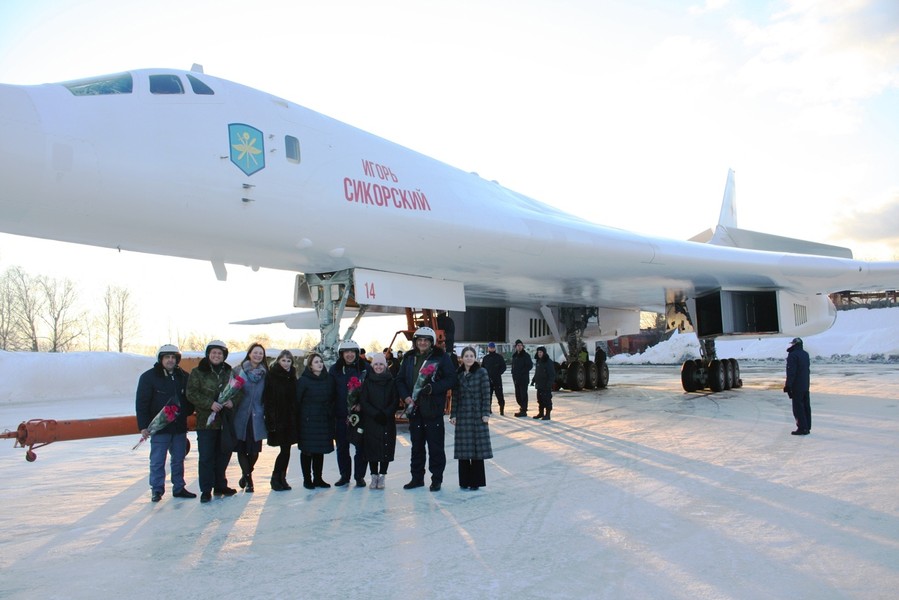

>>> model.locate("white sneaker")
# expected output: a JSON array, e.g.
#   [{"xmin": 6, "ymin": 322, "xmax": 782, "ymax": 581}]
[
  {"xmin": 377, "ymin": 474, "xmax": 386, "ymax": 489},
  {"xmin": 369, "ymin": 474, "xmax": 380, "ymax": 489}
]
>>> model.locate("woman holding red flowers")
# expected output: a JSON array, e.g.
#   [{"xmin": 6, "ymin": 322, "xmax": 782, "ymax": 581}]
[{"xmin": 233, "ymin": 343, "xmax": 269, "ymax": 493}]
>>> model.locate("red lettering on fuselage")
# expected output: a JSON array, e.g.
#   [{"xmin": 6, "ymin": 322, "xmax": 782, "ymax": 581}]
[{"xmin": 344, "ymin": 177, "xmax": 431, "ymax": 212}]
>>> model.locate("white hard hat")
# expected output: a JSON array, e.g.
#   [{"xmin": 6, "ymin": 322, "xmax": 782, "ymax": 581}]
[
  {"xmin": 337, "ymin": 339, "xmax": 360, "ymax": 353},
  {"xmin": 205, "ymin": 340, "xmax": 229, "ymax": 359},
  {"xmin": 413, "ymin": 326, "xmax": 436, "ymax": 344},
  {"xmin": 157, "ymin": 343, "xmax": 181, "ymax": 364}
]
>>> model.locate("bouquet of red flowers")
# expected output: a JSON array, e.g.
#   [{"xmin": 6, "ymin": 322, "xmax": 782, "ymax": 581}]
[
  {"xmin": 132, "ymin": 403, "xmax": 180, "ymax": 450},
  {"xmin": 346, "ymin": 375, "xmax": 363, "ymax": 410},
  {"xmin": 406, "ymin": 362, "xmax": 437, "ymax": 416},
  {"xmin": 206, "ymin": 368, "xmax": 246, "ymax": 426}
]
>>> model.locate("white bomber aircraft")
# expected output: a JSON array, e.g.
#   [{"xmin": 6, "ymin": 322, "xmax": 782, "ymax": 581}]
[{"xmin": 2, "ymin": 66, "xmax": 898, "ymax": 393}]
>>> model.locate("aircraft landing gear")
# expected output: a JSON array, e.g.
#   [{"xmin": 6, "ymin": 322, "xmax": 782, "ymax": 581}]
[{"xmin": 680, "ymin": 339, "xmax": 742, "ymax": 393}]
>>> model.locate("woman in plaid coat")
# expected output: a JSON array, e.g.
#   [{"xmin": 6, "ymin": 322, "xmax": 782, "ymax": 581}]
[{"xmin": 450, "ymin": 346, "xmax": 493, "ymax": 490}]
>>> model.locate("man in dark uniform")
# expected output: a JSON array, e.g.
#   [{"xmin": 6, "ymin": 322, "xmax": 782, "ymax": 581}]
[
  {"xmin": 511, "ymin": 339, "xmax": 533, "ymax": 417},
  {"xmin": 481, "ymin": 342, "xmax": 507, "ymax": 415},
  {"xmin": 784, "ymin": 337, "xmax": 811, "ymax": 435},
  {"xmin": 396, "ymin": 326, "xmax": 457, "ymax": 491}
]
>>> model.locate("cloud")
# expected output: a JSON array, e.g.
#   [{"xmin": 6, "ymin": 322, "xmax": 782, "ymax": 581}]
[
  {"xmin": 832, "ymin": 191, "xmax": 899, "ymax": 244},
  {"xmin": 731, "ymin": 0, "xmax": 899, "ymax": 133}
]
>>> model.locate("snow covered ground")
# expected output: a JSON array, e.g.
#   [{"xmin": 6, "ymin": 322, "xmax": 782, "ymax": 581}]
[{"xmin": 1, "ymin": 308, "xmax": 899, "ymax": 599}]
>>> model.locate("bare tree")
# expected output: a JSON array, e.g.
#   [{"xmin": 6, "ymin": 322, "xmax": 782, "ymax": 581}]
[
  {"xmin": 108, "ymin": 285, "xmax": 137, "ymax": 352},
  {"xmin": 8, "ymin": 266, "xmax": 44, "ymax": 351},
  {"xmin": 0, "ymin": 269, "xmax": 22, "ymax": 350},
  {"xmin": 40, "ymin": 276, "xmax": 83, "ymax": 352}
]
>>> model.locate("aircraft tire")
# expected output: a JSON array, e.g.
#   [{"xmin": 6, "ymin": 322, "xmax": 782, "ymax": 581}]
[
  {"xmin": 597, "ymin": 361, "xmax": 609, "ymax": 388},
  {"xmin": 681, "ymin": 360, "xmax": 698, "ymax": 392},
  {"xmin": 566, "ymin": 361, "xmax": 586, "ymax": 391},
  {"xmin": 709, "ymin": 360, "xmax": 725, "ymax": 392},
  {"xmin": 730, "ymin": 359, "xmax": 742, "ymax": 388},
  {"xmin": 584, "ymin": 361, "xmax": 599, "ymax": 389}
]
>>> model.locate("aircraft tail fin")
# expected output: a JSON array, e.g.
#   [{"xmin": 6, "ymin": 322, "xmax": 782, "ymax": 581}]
[{"xmin": 691, "ymin": 169, "xmax": 853, "ymax": 259}]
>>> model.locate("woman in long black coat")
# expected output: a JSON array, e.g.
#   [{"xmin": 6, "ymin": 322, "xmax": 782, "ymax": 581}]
[
  {"xmin": 264, "ymin": 349, "xmax": 299, "ymax": 491},
  {"xmin": 296, "ymin": 352, "xmax": 336, "ymax": 489},
  {"xmin": 450, "ymin": 346, "xmax": 493, "ymax": 491},
  {"xmin": 358, "ymin": 352, "xmax": 400, "ymax": 489}
]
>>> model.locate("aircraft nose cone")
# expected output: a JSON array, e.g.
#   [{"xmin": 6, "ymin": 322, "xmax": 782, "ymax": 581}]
[{"xmin": 0, "ymin": 84, "xmax": 46, "ymax": 221}]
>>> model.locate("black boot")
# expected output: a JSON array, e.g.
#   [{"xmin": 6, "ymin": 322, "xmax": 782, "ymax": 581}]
[
  {"xmin": 542, "ymin": 408, "xmax": 551, "ymax": 421},
  {"xmin": 280, "ymin": 470, "xmax": 292, "ymax": 490},
  {"xmin": 312, "ymin": 454, "xmax": 330, "ymax": 488},
  {"xmin": 532, "ymin": 406, "xmax": 545, "ymax": 419},
  {"xmin": 244, "ymin": 473, "xmax": 254, "ymax": 493},
  {"xmin": 237, "ymin": 454, "xmax": 249, "ymax": 489},
  {"xmin": 499, "ymin": 403, "xmax": 505, "ymax": 416},
  {"xmin": 301, "ymin": 453, "xmax": 314, "ymax": 489},
  {"xmin": 271, "ymin": 470, "xmax": 285, "ymax": 491}
]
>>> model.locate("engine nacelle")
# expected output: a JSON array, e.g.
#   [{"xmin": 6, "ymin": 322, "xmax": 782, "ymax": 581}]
[{"xmin": 690, "ymin": 289, "xmax": 836, "ymax": 340}]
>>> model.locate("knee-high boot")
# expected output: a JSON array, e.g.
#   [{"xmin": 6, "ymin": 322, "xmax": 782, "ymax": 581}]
[{"xmin": 301, "ymin": 453, "xmax": 314, "ymax": 489}]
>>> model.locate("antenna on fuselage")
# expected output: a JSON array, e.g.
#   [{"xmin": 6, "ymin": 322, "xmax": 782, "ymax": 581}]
[{"xmin": 190, "ymin": 63, "xmax": 204, "ymax": 73}]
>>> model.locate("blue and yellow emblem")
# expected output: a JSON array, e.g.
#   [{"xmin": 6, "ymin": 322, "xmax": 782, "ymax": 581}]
[{"xmin": 228, "ymin": 123, "xmax": 265, "ymax": 176}]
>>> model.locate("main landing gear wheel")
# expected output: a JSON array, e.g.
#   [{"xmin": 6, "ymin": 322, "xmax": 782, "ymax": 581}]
[
  {"xmin": 565, "ymin": 360, "xmax": 586, "ymax": 391},
  {"xmin": 584, "ymin": 361, "xmax": 599, "ymax": 389},
  {"xmin": 596, "ymin": 360, "xmax": 609, "ymax": 389},
  {"xmin": 681, "ymin": 360, "xmax": 699, "ymax": 392}
]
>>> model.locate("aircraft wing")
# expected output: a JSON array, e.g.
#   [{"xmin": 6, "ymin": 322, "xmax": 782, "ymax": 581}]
[{"xmin": 2, "ymin": 68, "xmax": 899, "ymax": 362}]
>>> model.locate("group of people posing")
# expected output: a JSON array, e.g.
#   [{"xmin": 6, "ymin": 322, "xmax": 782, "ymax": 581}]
[{"xmin": 135, "ymin": 326, "xmax": 495, "ymax": 503}]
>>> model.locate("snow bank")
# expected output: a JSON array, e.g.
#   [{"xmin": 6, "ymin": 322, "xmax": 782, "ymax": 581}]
[{"xmin": 611, "ymin": 306, "xmax": 899, "ymax": 364}]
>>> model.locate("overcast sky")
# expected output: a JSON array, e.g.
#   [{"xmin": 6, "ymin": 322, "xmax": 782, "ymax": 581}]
[{"xmin": 0, "ymin": 0, "xmax": 897, "ymax": 348}]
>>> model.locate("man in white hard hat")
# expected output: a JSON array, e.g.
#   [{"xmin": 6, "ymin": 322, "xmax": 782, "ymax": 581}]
[
  {"xmin": 136, "ymin": 344, "xmax": 195, "ymax": 503},
  {"xmin": 396, "ymin": 326, "xmax": 457, "ymax": 491}
]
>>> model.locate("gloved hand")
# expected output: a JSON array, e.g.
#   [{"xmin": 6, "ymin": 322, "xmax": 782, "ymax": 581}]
[{"xmin": 374, "ymin": 412, "xmax": 387, "ymax": 426}]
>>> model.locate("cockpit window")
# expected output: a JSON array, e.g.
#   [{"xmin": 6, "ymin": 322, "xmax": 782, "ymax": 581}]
[
  {"xmin": 149, "ymin": 74, "xmax": 184, "ymax": 94},
  {"xmin": 186, "ymin": 74, "xmax": 215, "ymax": 95},
  {"xmin": 62, "ymin": 73, "xmax": 133, "ymax": 95}
]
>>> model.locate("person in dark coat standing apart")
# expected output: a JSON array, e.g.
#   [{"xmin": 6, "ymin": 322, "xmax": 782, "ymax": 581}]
[
  {"xmin": 532, "ymin": 346, "xmax": 556, "ymax": 420},
  {"xmin": 511, "ymin": 339, "xmax": 533, "ymax": 417},
  {"xmin": 784, "ymin": 337, "xmax": 811, "ymax": 435},
  {"xmin": 481, "ymin": 342, "xmax": 507, "ymax": 415},
  {"xmin": 451, "ymin": 347, "xmax": 493, "ymax": 490},
  {"xmin": 329, "ymin": 340, "xmax": 370, "ymax": 487},
  {"xmin": 296, "ymin": 352, "xmax": 337, "ymax": 489},
  {"xmin": 136, "ymin": 344, "xmax": 196, "ymax": 502},
  {"xmin": 397, "ymin": 326, "xmax": 457, "ymax": 491},
  {"xmin": 359, "ymin": 352, "xmax": 401, "ymax": 489},
  {"xmin": 264, "ymin": 350, "xmax": 299, "ymax": 491}
]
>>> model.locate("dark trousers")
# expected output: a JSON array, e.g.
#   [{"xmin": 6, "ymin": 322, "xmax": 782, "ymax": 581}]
[
  {"xmin": 408, "ymin": 414, "xmax": 446, "ymax": 483},
  {"xmin": 458, "ymin": 459, "xmax": 486, "ymax": 488},
  {"xmin": 273, "ymin": 444, "xmax": 291, "ymax": 474},
  {"xmin": 368, "ymin": 460, "xmax": 390, "ymax": 475},
  {"xmin": 197, "ymin": 429, "xmax": 233, "ymax": 493},
  {"xmin": 792, "ymin": 391, "xmax": 812, "ymax": 432},
  {"xmin": 536, "ymin": 388, "xmax": 553, "ymax": 411},
  {"xmin": 489, "ymin": 377, "xmax": 505, "ymax": 411},
  {"xmin": 513, "ymin": 374, "xmax": 530, "ymax": 412},
  {"xmin": 335, "ymin": 417, "xmax": 368, "ymax": 479}
]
